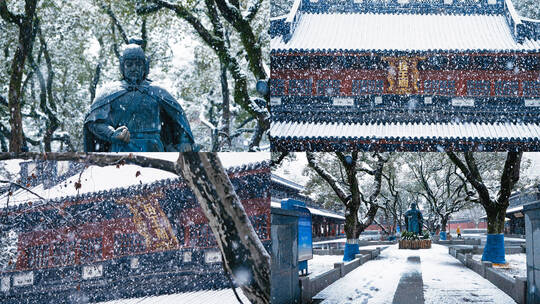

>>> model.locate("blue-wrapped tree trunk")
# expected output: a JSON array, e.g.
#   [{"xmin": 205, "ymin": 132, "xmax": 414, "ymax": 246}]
[
  {"xmin": 482, "ymin": 209, "xmax": 509, "ymax": 264},
  {"xmin": 439, "ymin": 231, "xmax": 447, "ymax": 240},
  {"xmin": 482, "ymin": 234, "xmax": 506, "ymax": 264},
  {"xmin": 343, "ymin": 239, "xmax": 360, "ymax": 262}
]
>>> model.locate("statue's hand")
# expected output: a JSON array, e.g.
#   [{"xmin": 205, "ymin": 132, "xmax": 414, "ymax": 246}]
[{"xmin": 111, "ymin": 126, "xmax": 130, "ymax": 143}]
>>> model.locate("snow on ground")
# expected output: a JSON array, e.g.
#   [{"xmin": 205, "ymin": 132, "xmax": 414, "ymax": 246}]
[
  {"xmin": 314, "ymin": 244, "xmax": 406, "ymax": 304},
  {"xmin": 464, "ymin": 234, "xmax": 526, "ymax": 244},
  {"xmin": 308, "ymin": 255, "xmax": 343, "ymax": 278},
  {"xmin": 422, "ymin": 245, "xmax": 515, "ymax": 304},
  {"xmin": 314, "ymin": 244, "xmax": 516, "ymax": 304},
  {"xmin": 314, "ymin": 238, "xmax": 347, "ymax": 245},
  {"xmin": 308, "ymin": 246, "xmax": 390, "ymax": 278},
  {"xmin": 473, "ymin": 254, "xmax": 527, "ymax": 278},
  {"xmin": 93, "ymin": 288, "xmax": 248, "ymax": 304}
]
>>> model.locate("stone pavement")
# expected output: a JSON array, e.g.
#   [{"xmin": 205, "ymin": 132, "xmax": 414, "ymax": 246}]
[
  {"xmin": 313, "ymin": 244, "xmax": 516, "ymax": 304},
  {"xmin": 392, "ymin": 256, "xmax": 424, "ymax": 304}
]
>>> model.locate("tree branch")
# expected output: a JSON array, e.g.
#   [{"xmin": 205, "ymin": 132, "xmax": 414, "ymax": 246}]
[
  {"xmin": 447, "ymin": 152, "xmax": 492, "ymax": 209},
  {"xmin": 176, "ymin": 153, "xmax": 270, "ymax": 304},
  {"xmin": 306, "ymin": 152, "xmax": 349, "ymax": 204},
  {"xmin": 0, "ymin": 0, "xmax": 22, "ymax": 25},
  {"xmin": 498, "ymin": 152, "xmax": 522, "ymax": 206},
  {"xmin": 0, "ymin": 153, "xmax": 177, "ymax": 174},
  {"xmin": 100, "ymin": 2, "xmax": 129, "ymax": 44}
]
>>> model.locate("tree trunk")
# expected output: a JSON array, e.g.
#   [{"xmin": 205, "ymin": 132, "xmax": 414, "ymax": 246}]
[
  {"xmin": 344, "ymin": 206, "xmax": 359, "ymax": 240},
  {"xmin": 176, "ymin": 153, "xmax": 270, "ymax": 304},
  {"xmin": 5, "ymin": 0, "xmax": 38, "ymax": 152},
  {"xmin": 486, "ymin": 208, "xmax": 506, "ymax": 234},
  {"xmin": 220, "ymin": 61, "xmax": 230, "ymax": 147},
  {"xmin": 441, "ymin": 217, "xmax": 448, "ymax": 233}
]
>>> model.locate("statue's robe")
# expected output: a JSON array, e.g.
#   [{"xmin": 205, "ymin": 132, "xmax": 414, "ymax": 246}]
[
  {"xmin": 84, "ymin": 81, "xmax": 194, "ymax": 152},
  {"xmin": 404, "ymin": 208, "xmax": 423, "ymax": 234}
]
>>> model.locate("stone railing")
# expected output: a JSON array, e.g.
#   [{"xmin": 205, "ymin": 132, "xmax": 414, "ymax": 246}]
[
  {"xmin": 299, "ymin": 247, "xmax": 385, "ymax": 303},
  {"xmin": 449, "ymin": 246, "xmax": 527, "ymax": 303}
]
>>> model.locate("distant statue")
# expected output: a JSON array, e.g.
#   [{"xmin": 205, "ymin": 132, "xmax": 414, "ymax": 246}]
[
  {"xmin": 84, "ymin": 39, "xmax": 196, "ymax": 152},
  {"xmin": 404, "ymin": 202, "xmax": 424, "ymax": 234}
]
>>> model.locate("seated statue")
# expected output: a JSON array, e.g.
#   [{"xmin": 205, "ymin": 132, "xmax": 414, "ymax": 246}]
[
  {"xmin": 84, "ymin": 40, "xmax": 196, "ymax": 152},
  {"xmin": 404, "ymin": 202, "xmax": 424, "ymax": 234}
]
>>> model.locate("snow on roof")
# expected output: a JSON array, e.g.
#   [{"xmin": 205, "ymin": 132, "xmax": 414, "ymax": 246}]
[
  {"xmin": 0, "ymin": 165, "xmax": 178, "ymax": 207},
  {"xmin": 271, "ymin": 198, "xmax": 345, "ymax": 220},
  {"xmin": 270, "ymin": 121, "xmax": 540, "ymax": 141},
  {"xmin": 94, "ymin": 288, "xmax": 248, "ymax": 304},
  {"xmin": 271, "ymin": 12, "xmax": 540, "ymax": 52},
  {"xmin": 307, "ymin": 206, "xmax": 345, "ymax": 220},
  {"xmin": 271, "ymin": 173, "xmax": 305, "ymax": 192},
  {"xmin": 0, "ymin": 153, "xmax": 269, "ymax": 208},
  {"xmin": 506, "ymin": 205, "xmax": 524, "ymax": 213}
]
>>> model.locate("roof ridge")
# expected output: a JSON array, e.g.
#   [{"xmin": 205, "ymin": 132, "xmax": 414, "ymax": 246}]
[
  {"xmin": 0, "ymin": 160, "xmax": 270, "ymax": 215},
  {"xmin": 270, "ymin": 0, "xmax": 540, "ymax": 43},
  {"xmin": 300, "ymin": 0, "xmax": 506, "ymax": 15}
]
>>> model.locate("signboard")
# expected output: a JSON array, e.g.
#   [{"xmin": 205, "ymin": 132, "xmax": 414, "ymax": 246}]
[
  {"xmin": 13, "ymin": 272, "xmax": 33, "ymax": 287},
  {"xmin": 204, "ymin": 251, "xmax": 221, "ymax": 264},
  {"xmin": 525, "ymin": 99, "xmax": 540, "ymax": 107},
  {"xmin": 82, "ymin": 264, "xmax": 103, "ymax": 280},
  {"xmin": 271, "ymin": 97, "xmax": 282, "ymax": 106},
  {"xmin": 452, "ymin": 98, "xmax": 475, "ymax": 107},
  {"xmin": 383, "ymin": 56, "xmax": 425, "ymax": 95},
  {"xmin": 281, "ymin": 199, "xmax": 313, "ymax": 262},
  {"xmin": 297, "ymin": 213, "xmax": 313, "ymax": 262},
  {"xmin": 333, "ymin": 98, "xmax": 354, "ymax": 106}
]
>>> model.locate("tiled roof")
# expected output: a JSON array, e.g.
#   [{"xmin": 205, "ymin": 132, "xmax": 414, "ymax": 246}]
[
  {"xmin": 270, "ymin": 121, "xmax": 540, "ymax": 141},
  {"xmin": 95, "ymin": 289, "xmax": 248, "ymax": 304},
  {"xmin": 272, "ymin": 173, "xmax": 305, "ymax": 192},
  {"xmin": 271, "ymin": 12, "xmax": 540, "ymax": 52}
]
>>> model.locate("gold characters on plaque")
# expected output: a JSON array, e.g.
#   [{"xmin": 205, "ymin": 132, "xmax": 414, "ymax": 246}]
[{"xmin": 383, "ymin": 56, "xmax": 425, "ymax": 95}]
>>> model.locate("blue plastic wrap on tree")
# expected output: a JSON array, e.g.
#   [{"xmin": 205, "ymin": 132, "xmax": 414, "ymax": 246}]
[
  {"xmin": 439, "ymin": 231, "xmax": 447, "ymax": 240},
  {"xmin": 482, "ymin": 234, "xmax": 506, "ymax": 264},
  {"xmin": 343, "ymin": 242, "xmax": 360, "ymax": 262}
]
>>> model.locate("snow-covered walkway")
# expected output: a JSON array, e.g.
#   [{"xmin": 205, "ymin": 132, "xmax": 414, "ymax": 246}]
[{"xmin": 313, "ymin": 244, "xmax": 516, "ymax": 304}]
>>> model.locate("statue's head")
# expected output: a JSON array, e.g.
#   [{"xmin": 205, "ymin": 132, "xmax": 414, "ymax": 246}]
[
  {"xmin": 410, "ymin": 202, "xmax": 418, "ymax": 210},
  {"xmin": 120, "ymin": 40, "xmax": 149, "ymax": 85}
]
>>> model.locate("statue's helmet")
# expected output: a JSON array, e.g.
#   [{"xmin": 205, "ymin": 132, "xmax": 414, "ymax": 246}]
[
  {"xmin": 410, "ymin": 202, "xmax": 418, "ymax": 210},
  {"xmin": 119, "ymin": 39, "xmax": 149, "ymax": 81}
]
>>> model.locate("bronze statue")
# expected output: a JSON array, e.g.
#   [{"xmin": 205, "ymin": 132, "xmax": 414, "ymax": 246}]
[
  {"xmin": 404, "ymin": 202, "xmax": 424, "ymax": 234},
  {"xmin": 84, "ymin": 40, "xmax": 196, "ymax": 152}
]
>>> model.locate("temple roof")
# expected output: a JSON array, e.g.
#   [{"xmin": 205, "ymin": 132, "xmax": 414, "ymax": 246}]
[
  {"xmin": 269, "ymin": 121, "xmax": 540, "ymax": 151},
  {"xmin": 271, "ymin": 13, "xmax": 540, "ymax": 52},
  {"xmin": 271, "ymin": 0, "xmax": 540, "ymax": 53}
]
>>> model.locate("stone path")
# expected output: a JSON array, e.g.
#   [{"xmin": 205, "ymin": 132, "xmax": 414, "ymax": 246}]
[
  {"xmin": 313, "ymin": 244, "xmax": 516, "ymax": 304},
  {"xmin": 392, "ymin": 256, "xmax": 424, "ymax": 304}
]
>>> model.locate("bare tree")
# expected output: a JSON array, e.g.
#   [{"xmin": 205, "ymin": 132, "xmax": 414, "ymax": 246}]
[
  {"xmin": 408, "ymin": 153, "xmax": 474, "ymax": 236},
  {"xmin": 380, "ymin": 162, "xmax": 407, "ymax": 235},
  {"xmin": 306, "ymin": 152, "xmax": 386, "ymax": 260},
  {"xmin": 447, "ymin": 152, "xmax": 522, "ymax": 263}
]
